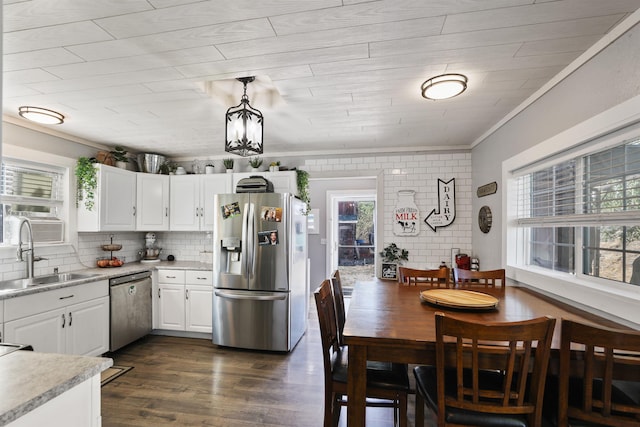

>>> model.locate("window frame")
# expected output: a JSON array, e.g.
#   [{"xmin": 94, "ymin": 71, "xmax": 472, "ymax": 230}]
[
  {"xmin": 0, "ymin": 143, "xmax": 75, "ymax": 254},
  {"xmin": 502, "ymin": 96, "xmax": 640, "ymax": 327}
]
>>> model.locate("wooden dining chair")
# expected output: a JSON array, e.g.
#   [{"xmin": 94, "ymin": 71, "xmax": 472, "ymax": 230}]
[
  {"xmin": 330, "ymin": 269, "xmax": 346, "ymax": 346},
  {"xmin": 413, "ymin": 312, "xmax": 556, "ymax": 427},
  {"xmin": 452, "ymin": 268, "xmax": 506, "ymax": 289},
  {"xmin": 314, "ymin": 280, "xmax": 410, "ymax": 427},
  {"xmin": 556, "ymin": 319, "xmax": 640, "ymax": 427},
  {"xmin": 398, "ymin": 266, "xmax": 450, "ymax": 287}
]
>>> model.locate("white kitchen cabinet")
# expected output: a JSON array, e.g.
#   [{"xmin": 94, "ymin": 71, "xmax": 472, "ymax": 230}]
[
  {"xmin": 169, "ymin": 174, "xmax": 232, "ymax": 231},
  {"xmin": 185, "ymin": 270, "xmax": 213, "ymax": 333},
  {"xmin": 78, "ymin": 164, "xmax": 137, "ymax": 232},
  {"xmin": 156, "ymin": 269, "xmax": 212, "ymax": 333},
  {"xmin": 157, "ymin": 283, "xmax": 186, "ymax": 330},
  {"xmin": 3, "ymin": 281, "xmax": 109, "ymax": 356},
  {"xmin": 136, "ymin": 173, "xmax": 170, "ymax": 231},
  {"xmin": 4, "ymin": 307, "xmax": 67, "ymax": 353},
  {"xmin": 232, "ymin": 171, "xmax": 298, "ymax": 195},
  {"xmin": 8, "ymin": 375, "xmax": 101, "ymax": 427}
]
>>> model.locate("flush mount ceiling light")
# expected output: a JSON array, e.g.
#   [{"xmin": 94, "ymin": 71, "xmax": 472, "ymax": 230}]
[
  {"xmin": 225, "ymin": 76, "xmax": 263, "ymax": 157},
  {"xmin": 18, "ymin": 106, "xmax": 65, "ymax": 125},
  {"xmin": 421, "ymin": 74, "xmax": 468, "ymax": 100}
]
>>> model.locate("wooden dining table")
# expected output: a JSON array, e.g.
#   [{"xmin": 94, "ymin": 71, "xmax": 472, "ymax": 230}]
[{"xmin": 342, "ymin": 279, "xmax": 636, "ymax": 427}]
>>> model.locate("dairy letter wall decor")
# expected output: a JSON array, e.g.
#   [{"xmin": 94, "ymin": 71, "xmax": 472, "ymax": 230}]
[{"xmin": 424, "ymin": 178, "xmax": 456, "ymax": 232}]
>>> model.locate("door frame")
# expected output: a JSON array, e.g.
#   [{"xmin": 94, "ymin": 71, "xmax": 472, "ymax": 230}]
[{"xmin": 325, "ymin": 189, "xmax": 377, "ymax": 278}]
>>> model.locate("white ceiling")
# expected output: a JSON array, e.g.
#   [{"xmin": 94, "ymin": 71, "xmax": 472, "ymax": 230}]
[{"xmin": 3, "ymin": 0, "xmax": 640, "ymax": 160}]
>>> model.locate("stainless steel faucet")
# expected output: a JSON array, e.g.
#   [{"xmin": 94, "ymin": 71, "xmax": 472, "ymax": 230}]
[{"xmin": 15, "ymin": 218, "xmax": 46, "ymax": 278}]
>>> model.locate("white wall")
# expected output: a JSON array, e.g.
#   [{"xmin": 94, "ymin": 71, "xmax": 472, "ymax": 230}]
[{"xmin": 472, "ymin": 20, "xmax": 640, "ymax": 270}]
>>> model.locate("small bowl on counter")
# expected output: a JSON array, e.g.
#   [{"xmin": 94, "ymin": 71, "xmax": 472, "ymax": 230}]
[{"xmin": 96, "ymin": 256, "xmax": 126, "ymax": 268}]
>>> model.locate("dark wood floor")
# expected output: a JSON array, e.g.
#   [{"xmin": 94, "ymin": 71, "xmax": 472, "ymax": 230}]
[{"xmin": 101, "ymin": 306, "xmax": 422, "ymax": 426}]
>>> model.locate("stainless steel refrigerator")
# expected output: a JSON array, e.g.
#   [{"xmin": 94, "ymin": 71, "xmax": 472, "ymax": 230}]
[{"xmin": 212, "ymin": 192, "xmax": 308, "ymax": 351}]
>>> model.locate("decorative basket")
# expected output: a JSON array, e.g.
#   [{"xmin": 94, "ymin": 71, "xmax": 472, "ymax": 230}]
[{"xmin": 102, "ymin": 244, "xmax": 122, "ymax": 251}]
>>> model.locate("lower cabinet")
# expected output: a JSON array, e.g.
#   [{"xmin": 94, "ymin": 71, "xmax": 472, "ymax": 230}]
[
  {"xmin": 3, "ymin": 281, "xmax": 109, "ymax": 356},
  {"xmin": 157, "ymin": 270, "xmax": 213, "ymax": 333},
  {"xmin": 8, "ymin": 375, "xmax": 101, "ymax": 427}
]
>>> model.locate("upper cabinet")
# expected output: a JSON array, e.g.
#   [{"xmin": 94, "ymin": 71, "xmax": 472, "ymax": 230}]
[
  {"xmin": 137, "ymin": 173, "xmax": 170, "ymax": 231},
  {"xmin": 232, "ymin": 171, "xmax": 298, "ymax": 196},
  {"xmin": 78, "ymin": 164, "xmax": 136, "ymax": 232},
  {"xmin": 169, "ymin": 174, "xmax": 232, "ymax": 231}
]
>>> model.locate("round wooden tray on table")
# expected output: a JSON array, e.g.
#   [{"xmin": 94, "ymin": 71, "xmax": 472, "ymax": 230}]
[{"xmin": 419, "ymin": 289, "xmax": 499, "ymax": 310}]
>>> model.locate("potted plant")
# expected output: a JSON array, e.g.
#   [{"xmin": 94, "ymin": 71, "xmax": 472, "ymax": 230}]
[
  {"xmin": 159, "ymin": 160, "xmax": 177, "ymax": 175},
  {"xmin": 75, "ymin": 157, "xmax": 98, "ymax": 210},
  {"xmin": 379, "ymin": 243, "xmax": 409, "ymax": 280},
  {"xmin": 296, "ymin": 170, "xmax": 310, "ymax": 214},
  {"xmin": 248, "ymin": 157, "xmax": 263, "ymax": 172},
  {"xmin": 223, "ymin": 158, "xmax": 234, "ymax": 173},
  {"xmin": 110, "ymin": 146, "xmax": 128, "ymax": 169},
  {"xmin": 269, "ymin": 161, "xmax": 280, "ymax": 172},
  {"xmin": 205, "ymin": 163, "xmax": 215, "ymax": 174}
]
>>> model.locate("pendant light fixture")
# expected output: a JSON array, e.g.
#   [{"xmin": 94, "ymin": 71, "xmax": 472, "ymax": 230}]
[
  {"xmin": 18, "ymin": 106, "xmax": 65, "ymax": 125},
  {"xmin": 225, "ymin": 76, "xmax": 263, "ymax": 157},
  {"xmin": 421, "ymin": 74, "xmax": 468, "ymax": 100}
]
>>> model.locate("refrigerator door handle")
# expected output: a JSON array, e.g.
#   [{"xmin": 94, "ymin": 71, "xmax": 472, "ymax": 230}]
[
  {"xmin": 247, "ymin": 202, "xmax": 256, "ymax": 277},
  {"xmin": 241, "ymin": 202, "xmax": 249, "ymax": 275},
  {"xmin": 214, "ymin": 290, "xmax": 287, "ymax": 301}
]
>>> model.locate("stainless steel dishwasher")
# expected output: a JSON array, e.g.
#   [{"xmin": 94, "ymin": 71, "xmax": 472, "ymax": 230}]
[{"xmin": 109, "ymin": 271, "xmax": 152, "ymax": 352}]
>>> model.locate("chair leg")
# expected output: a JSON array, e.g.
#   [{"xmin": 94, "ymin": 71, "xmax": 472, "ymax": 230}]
[
  {"xmin": 331, "ymin": 393, "xmax": 341, "ymax": 427},
  {"xmin": 415, "ymin": 392, "xmax": 425, "ymax": 427},
  {"xmin": 325, "ymin": 391, "xmax": 336, "ymax": 427},
  {"xmin": 399, "ymin": 393, "xmax": 408, "ymax": 427}
]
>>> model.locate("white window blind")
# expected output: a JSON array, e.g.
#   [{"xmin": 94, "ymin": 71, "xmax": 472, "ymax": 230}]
[
  {"xmin": 0, "ymin": 159, "xmax": 64, "ymax": 218},
  {"xmin": 515, "ymin": 138, "xmax": 640, "ymax": 227}
]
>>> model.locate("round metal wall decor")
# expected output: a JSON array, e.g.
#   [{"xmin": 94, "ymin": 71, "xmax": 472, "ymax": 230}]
[{"xmin": 478, "ymin": 205, "xmax": 493, "ymax": 233}]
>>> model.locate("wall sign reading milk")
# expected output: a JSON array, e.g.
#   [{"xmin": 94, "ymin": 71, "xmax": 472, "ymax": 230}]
[
  {"xmin": 424, "ymin": 178, "xmax": 456, "ymax": 232},
  {"xmin": 393, "ymin": 190, "xmax": 419, "ymax": 236}
]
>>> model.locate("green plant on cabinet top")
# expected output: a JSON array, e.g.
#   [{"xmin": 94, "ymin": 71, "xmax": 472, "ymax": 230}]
[
  {"xmin": 110, "ymin": 146, "xmax": 128, "ymax": 163},
  {"xmin": 248, "ymin": 157, "xmax": 263, "ymax": 168},
  {"xmin": 223, "ymin": 158, "xmax": 234, "ymax": 169},
  {"xmin": 76, "ymin": 157, "xmax": 98, "ymax": 210},
  {"xmin": 296, "ymin": 170, "xmax": 310, "ymax": 214}
]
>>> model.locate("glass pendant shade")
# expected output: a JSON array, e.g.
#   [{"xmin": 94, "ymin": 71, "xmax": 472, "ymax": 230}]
[
  {"xmin": 421, "ymin": 74, "xmax": 468, "ymax": 100},
  {"xmin": 18, "ymin": 106, "xmax": 64, "ymax": 124},
  {"xmin": 225, "ymin": 77, "xmax": 263, "ymax": 157}
]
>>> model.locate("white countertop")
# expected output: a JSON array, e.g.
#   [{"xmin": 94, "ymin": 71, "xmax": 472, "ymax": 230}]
[{"xmin": 0, "ymin": 260, "xmax": 213, "ymax": 301}]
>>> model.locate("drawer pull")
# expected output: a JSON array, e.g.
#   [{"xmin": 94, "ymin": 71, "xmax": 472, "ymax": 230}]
[{"xmin": 59, "ymin": 294, "xmax": 74, "ymax": 300}]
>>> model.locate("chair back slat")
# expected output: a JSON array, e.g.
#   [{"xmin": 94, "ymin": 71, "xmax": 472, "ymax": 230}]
[
  {"xmin": 399, "ymin": 267, "xmax": 450, "ymax": 287},
  {"xmin": 330, "ymin": 270, "xmax": 346, "ymax": 346},
  {"xmin": 559, "ymin": 319, "xmax": 640, "ymax": 427},
  {"xmin": 435, "ymin": 312, "xmax": 556, "ymax": 427},
  {"xmin": 453, "ymin": 268, "xmax": 505, "ymax": 289}
]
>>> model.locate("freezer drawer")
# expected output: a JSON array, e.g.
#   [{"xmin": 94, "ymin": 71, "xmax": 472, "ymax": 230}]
[{"xmin": 212, "ymin": 289, "xmax": 289, "ymax": 351}]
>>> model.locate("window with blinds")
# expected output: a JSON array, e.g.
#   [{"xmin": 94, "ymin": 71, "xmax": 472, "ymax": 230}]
[
  {"xmin": 513, "ymin": 137, "xmax": 640, "ymax": 284},
  {"xmin": 0, "ymin": 159, "xmax": 65, "ymax": 244}
]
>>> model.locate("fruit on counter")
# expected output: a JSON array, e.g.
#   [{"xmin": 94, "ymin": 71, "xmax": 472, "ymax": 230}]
[
  {"xmin": 109, "ymin": 257, "xmax": 124, "ymax": 267},
  {"xmin": 97, "ymin": 257, "xmax": 124, "ymax": 267}
]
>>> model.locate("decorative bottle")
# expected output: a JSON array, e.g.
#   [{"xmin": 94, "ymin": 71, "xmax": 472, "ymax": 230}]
[{"xmin": 393, "ymin": 190, "xmax": 419, "ymax": 236}]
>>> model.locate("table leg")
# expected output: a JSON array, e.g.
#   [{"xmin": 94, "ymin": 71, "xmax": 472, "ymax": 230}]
[{"xmin": 347, "ymin": 343, "xmax": 367, "ymax": 427}]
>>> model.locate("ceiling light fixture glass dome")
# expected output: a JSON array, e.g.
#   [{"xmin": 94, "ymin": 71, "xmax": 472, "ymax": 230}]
[
  {"xmin": 18, "ymin": 106, "xmax": 65, "ymax": 125},
  {"xmin": 421, "ymin": 74, "xmax": 468, "ymax": 100}
]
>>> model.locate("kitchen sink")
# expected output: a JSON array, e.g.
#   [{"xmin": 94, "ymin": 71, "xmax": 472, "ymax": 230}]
[{"xmin": 0, "ymin": 273, "xmax": 100, "ymax": 291}]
